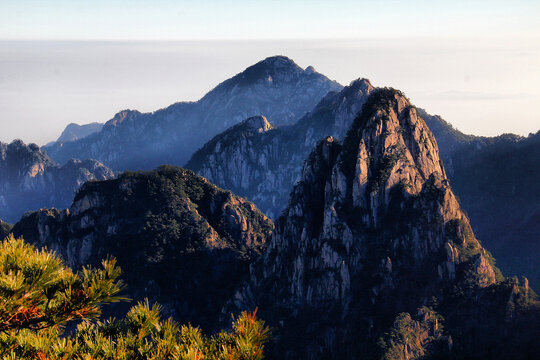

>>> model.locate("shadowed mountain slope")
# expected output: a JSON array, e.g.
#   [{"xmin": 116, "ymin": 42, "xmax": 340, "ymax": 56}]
[{"xmin": 10, "ymin": 165, "xmax": 274, "ymax": 330}]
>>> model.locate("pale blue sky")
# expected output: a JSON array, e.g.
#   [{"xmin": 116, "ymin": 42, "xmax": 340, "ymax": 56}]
[
  {"xmin": 1, "ymin": 0, "xmax": 539, "ymax": 40},
  {"xmin": 0, "ymin": 1, "xmax": 539, "ymax": 144}
]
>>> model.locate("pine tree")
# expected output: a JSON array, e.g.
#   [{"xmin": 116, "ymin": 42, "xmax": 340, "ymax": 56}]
[
  {"xmin": 0, "ymin": 235, "xmax": 271, "ymax": 359},
  {"xmin": 0, "ymin": 235, "xmax": 126, "ymax": 333}
]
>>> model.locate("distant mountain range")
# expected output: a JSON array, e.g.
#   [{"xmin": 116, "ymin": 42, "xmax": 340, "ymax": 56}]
[{"xmin": 43, "ymin": 56, "xmax": 341, "ymax": 170}]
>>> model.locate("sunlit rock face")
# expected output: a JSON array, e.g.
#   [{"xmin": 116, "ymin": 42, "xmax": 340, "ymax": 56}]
[{"xmin": 225, "ymin": 89, "xmax": 537, "ymax": 360}]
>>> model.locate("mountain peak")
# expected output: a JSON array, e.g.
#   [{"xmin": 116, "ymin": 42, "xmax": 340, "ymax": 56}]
[
  {"xmin": 56, "ymin": 122, "xmax": 104, "ymax": 144},
  {"xmin": 233, "ymin": 56, "xmax": 304, "ymax": 86},
  {"xmin": 260, "ymin": 55, "xmax": 297, "ymax": 67},
  {"xmin": 0, "ymin": 139, "xmax": 54, "ymax": 166},
  {"xmin": 231, "ymin": 88, "xmax": 506, "ymax": 357},
  {"xmin": 348, "ymin": 77, "xmax": 373, "ymax": 90},
  {"xmin": 46, "ymin": 55, "xmax": 342, "ymax": 169},
  {"xmin": 305, "ymin": 65, "xmax": 317, "ymax": 74},
  {"xmin": 0, "ymin": 139, "xmax": 114, "ymax": 223},
  {"xmin": 241, "ymin": 115, "xmax": 274, "ymax": 133},
  {"xmin": 105, "ymin": 109, "xmax": 142, "ymax": 127},
  {"xmin": 11, "ymin": 165, "xmax": 273, "ymax": 329}
]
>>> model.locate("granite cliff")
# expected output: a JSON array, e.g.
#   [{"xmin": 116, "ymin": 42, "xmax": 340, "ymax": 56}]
[
  {"xmin": 226, "ymin": 89, "xmax": 539, "ymax": 359},
  {"xmin": 187, "ymin": 78, "xmax": 374, "ymax": 218}
]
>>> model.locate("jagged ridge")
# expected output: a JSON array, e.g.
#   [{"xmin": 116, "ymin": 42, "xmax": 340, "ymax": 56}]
[{"xmin": 228, "ymin": 88, "xmax": 538, "ymax": 359}]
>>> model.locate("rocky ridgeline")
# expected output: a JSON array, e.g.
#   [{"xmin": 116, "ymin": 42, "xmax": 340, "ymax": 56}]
[
  {"xmin": 187, "ymin": 78, "xmax": 374, "ymax": 218},
  {"xmin": 11, "ymin": 166, "xmax": 273, "ymax": 330},
  {"xmin": 0, "ymin": 140, "xmax": 114, "ymax": 223},
  {"xmin": 227, "ymin": 89, "xmax": 537, "ymax": 359},
  {"xmin": 44, "ymin": 56, "xmax": 342, "ymax": 170}
]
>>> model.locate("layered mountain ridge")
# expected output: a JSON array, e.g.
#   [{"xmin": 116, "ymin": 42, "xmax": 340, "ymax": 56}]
[
  {"xmin": 0, "ymin": 139, "xmax": 115, "ymax": 223},
  {"xmin": 186, "ymin": 68, "xmax": 539, "ymax": 287},
  {"xmin": 44, "ymin": 56, "xmax": 342, "ymax": 170},
  {"xmin": 187, "ymin": 78, "xmax": 374, "ymax": 218},
  {"xmin": 2, "ymin": 54, "xmax": 539, "ymax": 359},
  {"xmin": 227, "ymin": 88, "xmax": 538, "ymax": 359},
  {"xmin": 10, "ymin": 166, "xmax": 274, "ymax": 329}
]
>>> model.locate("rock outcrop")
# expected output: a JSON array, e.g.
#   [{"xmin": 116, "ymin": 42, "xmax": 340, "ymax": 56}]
[
  {"xmin": 0, "ymin": 140, "xmax": 115, "ymax": 223},
  {"xmin": 187, "ymin": 78, "xmax": 374, "ymax": 218},
  {"xmin": 11, "ymin": 165, "xmax": 274, "ymax": 330},
  {"xmin": 44, "ymin": 56, "xmax": 342, "ymax": 170},
  {"xmin": 227, "ymin": 89, "xmax": 538, "ymax": 359}
]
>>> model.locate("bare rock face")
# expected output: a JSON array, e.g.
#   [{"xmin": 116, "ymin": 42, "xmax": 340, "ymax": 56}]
[
  {"xmin": 11, "ymin": 165, "xmax": 273, "ymax": 330},
  {"xmin": 224, "ymin": 89, "xmax": 539, "ymax": 359},
  {"xmin": 187, "ymin": 79, "xmax": 374, "ymax": 218},
  {"xmin": 247, "ymin": 89, "xmax": 493, "ymax": 309},
  {"xmin": 0, "ymin": 140, "xmax": 115, "ymax": 223}
]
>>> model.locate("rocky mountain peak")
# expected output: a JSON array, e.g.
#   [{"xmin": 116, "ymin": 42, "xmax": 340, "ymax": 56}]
[
  {"xmin": 305, "ymin": 65, "xmax": 317, "ymax": 74},
  {"xmin": 229, "ymin": 55, "xmax": 305, "ymax": 87},
  {"xmin": 339, "ymin": 88, "xmax": 447, "ymax": 206},
  {"xmin": 104, "ymin": 109, "xmax": 142, "ymax": 127},
  {"xmin": 345, "ymin": 77, "xmax": 374, "ymax": 95},
  {"xmin": 258, "ymin": 55, "xmax": 301, "ymax": 71},
  {"xmin": 0, "ymin": 139, "xmax": 55, "ymax": 172},
  {"xmin": 230, "ymin": 88, "xmax": 505, "ymax": 358},
  {"xmin": 241, "ymin": 115, "xmax": 274, "ymax": 133}
]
